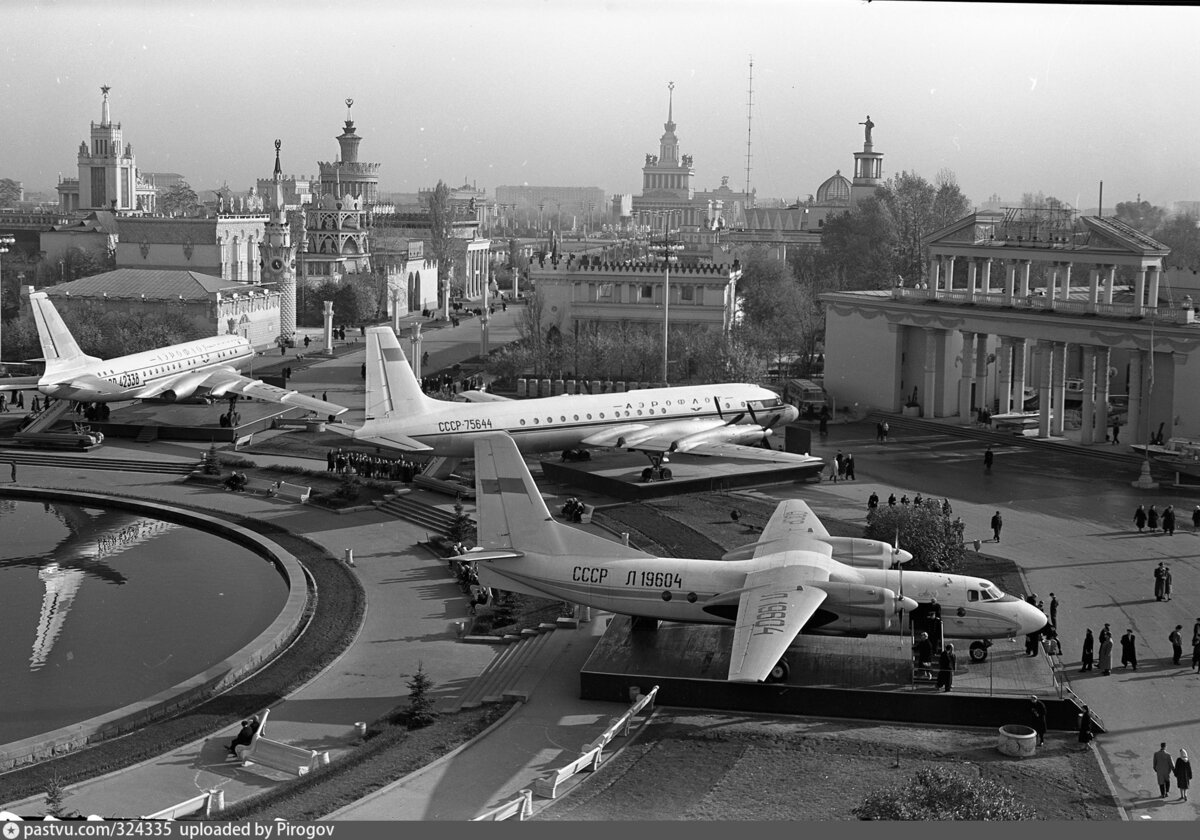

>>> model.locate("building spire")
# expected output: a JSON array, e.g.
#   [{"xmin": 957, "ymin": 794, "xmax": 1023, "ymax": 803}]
[
  {"xmin": 100, "ymin": 84, "xmax": 111, "ymax": 126},
  {"xmin": 273, "ymin": 138, "xmax": 282, "ymax": 179},
  {"xmin": 666, "ymin": 81, "xmax": 675, "ymax": 129},
  {"xmin": 345, "ymin": 97, "xmax": 354, "ymax": 126}
]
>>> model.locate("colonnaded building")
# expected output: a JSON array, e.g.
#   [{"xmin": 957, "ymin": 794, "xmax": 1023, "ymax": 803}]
[{"xmin": 821, "ymin": 206, "xmax": 1200, "ymax": 444}]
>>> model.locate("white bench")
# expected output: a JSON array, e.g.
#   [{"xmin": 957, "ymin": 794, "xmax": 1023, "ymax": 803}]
[
  {"xmin": 473, "ymin": 789, "xmax": 533, "ymax": 821},
  {"xmin": 532, "ymin": 746, "xmax": 602, "ymax": 799},
  {"xmin": 141, "ymin": 789, "xmax": 224, "ymax": 820},
  {"xmin": 235, "ymin": 709, "xmax": 328, "ymax": 776},
  {"xmin": 233, "ymin": 433, "xmax": 254, "ymax": 450},
  {"xmin": 579, "ymin": 504, "xmax": 595, "ymax": 524},
  {"xmin": 275, "ymin": 481, "xmax": 311, "ymax": 504}
]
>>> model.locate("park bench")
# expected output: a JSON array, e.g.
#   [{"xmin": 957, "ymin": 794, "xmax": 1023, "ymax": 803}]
[
  {"xmin": 274, "ymin": 481, "xmax": 311, "ymax": 504},
  {"xmin": 412, "ymin": 473, "xmax": 476, "ymax": 498},
  {"xmin": 236, "ymin": 709, "xmax": 327, "ymax": 776},
  {"xmin": 233, "ymin": 433, "xmax": 254, "ymax": 450}
]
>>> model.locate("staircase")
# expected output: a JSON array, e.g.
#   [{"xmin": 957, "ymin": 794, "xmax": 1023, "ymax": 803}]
[
  {"xmin": 13, "ymin": 400, "xmax": 73, "ymax": 435},
  {"xmin": 0, "ymin": 449, "xmax": 199, "ymax": 475},
  {"xmin": 375, "ymin": 493, "xmax": 463, "ymax": 533},
  {"xmin": 444, "ymin": 624, "xmax": 563, "ymax": 712},
  {"xmin": 135, "ymin": 426, "xmax": 159, "ymax": 443}
]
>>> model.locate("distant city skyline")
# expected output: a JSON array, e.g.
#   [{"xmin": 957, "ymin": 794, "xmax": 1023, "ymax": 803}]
[{"xmin": 4, "ymin": 0, "xmax": 1198, "ymax": 211}]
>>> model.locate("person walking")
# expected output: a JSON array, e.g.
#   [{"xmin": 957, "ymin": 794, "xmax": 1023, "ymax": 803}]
[
  {"xmin": 1193, "ymin": 505, "xmax": 1200, "ymax": 533},
  {"xmin": 1171, "ymin": 625, "xmax": 1185, "ymax": 666},
  {"xmin": 1175, "ymin": 750, "xmax": 1193, "ymax": 802},
  {"xmin": 887, "ymin": 493, "xmax": 896, "ymax": 507},
  {"xmin": 1155, "ymin": 743, "xmax": 1175, "ymax": 798},
  {"xmin": 875, "ymin": 421, "xmax": 884, "ymax": 442},
  {"xmin": 1164, "ymin": 505, "xmax": 1177, "ymax": 536},
  {"xmin": 1193, "ymin": 635, "xmax": 1200, "ymax": 673},
  {"xmin": 1049, "ymin": 593, "xmax": 1059, "ymax": 628},
  {"xmin": 867, "ymin": 491, "xmax": 879, "ymax": 512},
  {"xmin": 1078, "ymin": 705, "xmax": 1095, "ymax": 746},
  {"xmin": 984, "ymin": 445, "xmax": 994, "ymax": 472},
  {"xmin": 991, "ymin": 510, "xmax": 1003, "ymax": 542},
  {"xmin": 881, "ymin": 420, "xmax": 889, "ymax": 442},
  {"xmin": 1081, "ymin": 628, "xmax": 1095, "ymax": 672},
  {"xmin": 1112, "ymin": 418, "xmax": 1121, "ymax": 445},
  {"xmin": 1121, "ymin": 628, "xmax": 1138, "ymax": 670},
  {"xmin": 1030, "ymin": 696, "xmax": 1048, "ymax": 746},
  {"xmin": 1135, "ymin": 504, "xmax": 1147, "ymax": 532},
  {"xmin": 1149, "ymin": 504, "xmax": 1160, "ymax": 532},
  {"xmin": 936, "ymin": 644, "xmax": 956, "ymax": 692},
  {"xmin": 1155, "ymin": 562, "xmax": 1167, "ymax": 601},
  {"xmin": 1165, "ymin": 565, "xmax": 1173, "ymax": 601},
  {"xmin": 835, "ymin": 451, "xmax": 845, "ymax": 480},
  {"xmin": 1099, "ymin": 627, "xmax": 1114, "ymax": 675},
  {"xmin": 844, "ymin": 452, "xmax": 855, "ymax": 480}
]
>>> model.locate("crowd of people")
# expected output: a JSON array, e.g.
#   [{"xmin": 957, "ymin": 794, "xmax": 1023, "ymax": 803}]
[{"xmin": 326, "ymin": 448, "xmax": 424, "ymax": 482}]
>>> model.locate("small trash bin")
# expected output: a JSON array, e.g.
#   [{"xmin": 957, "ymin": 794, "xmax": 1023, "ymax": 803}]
[
  {"xmin": 997, "ymin": 724, "xmax": 1037, "ymax": 757},
  {"xmin": 973, "ymin": 539, "xmax": 982, "ymax": 552}
]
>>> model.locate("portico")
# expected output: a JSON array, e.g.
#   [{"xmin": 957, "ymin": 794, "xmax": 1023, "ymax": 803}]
[{"xmin": 820, "ymin": 210, "xmax": 1200, "ymax": 445}]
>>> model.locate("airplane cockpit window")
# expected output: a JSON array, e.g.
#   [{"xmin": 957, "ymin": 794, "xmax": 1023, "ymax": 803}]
[
  {"xmin": 982, "ymin": 585, "xmax": 1002, "ymax": 601},
  {"xmin": 749, "ymin": 397, "xmax": 786, "ymax": 411},
  {"xmin": 968, "ymin": 590, "xmax": 979, "ymax": 602}
]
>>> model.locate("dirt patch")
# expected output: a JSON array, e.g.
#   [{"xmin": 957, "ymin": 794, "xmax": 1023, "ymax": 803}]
[{"xmin": 537, "ymin": 712, "xmax": 1118, "ymax": 820}]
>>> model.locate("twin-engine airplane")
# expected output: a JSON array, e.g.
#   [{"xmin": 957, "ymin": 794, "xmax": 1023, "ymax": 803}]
[
  {"xmin": 460, "ymin": 432, "xmax": 1049, "ymax": 683},
  {"xmin": 0, "ymin": 292, "xmax": 347, "ymax": 416},
  {"xmin": 346, "ymin": 326, "xmax": 821, "ymax": 474}
]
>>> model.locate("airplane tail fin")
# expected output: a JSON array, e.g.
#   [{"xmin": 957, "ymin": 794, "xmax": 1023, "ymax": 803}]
[
  {"xmin": 362, "ymin": 326, "xmax": 436, "ymax": 422},
  {"xmin": 29, "ymin": 292, "xmax": 99, "ymax": 375},
  {"xmin": 473, "ymin": 432, "xmax": 650, "ymax": 559}
]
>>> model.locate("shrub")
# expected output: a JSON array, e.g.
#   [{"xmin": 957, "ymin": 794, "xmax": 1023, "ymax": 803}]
[
  {"xmin": 446, "ymin": 494, "xmax": 476, "ymax": 545},
  {"xmin": 865, "ymin": 499, "xmax": 965, "ymax": 572},
  {"xmin": 404, "ymin": 663, "xmax": 437, "ymax": 730},
  {"xmin": 853, "ymin": 767, "xmax": 1037, "ymax": 820},
  {"xmin": 200, "ymin": 444, "xmax": 222, "ymax": 476}
]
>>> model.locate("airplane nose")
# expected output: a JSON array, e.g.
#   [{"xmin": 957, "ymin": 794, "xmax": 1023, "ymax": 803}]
[{"xmin": 1020, "ymin": 604, "xmax": 1049, "ymax": 635}]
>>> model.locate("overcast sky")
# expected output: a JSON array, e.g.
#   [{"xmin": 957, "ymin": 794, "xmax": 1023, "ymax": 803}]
[{"xmin": 4, "ymin": 0, "xmax": 1197, "ymax": 210}]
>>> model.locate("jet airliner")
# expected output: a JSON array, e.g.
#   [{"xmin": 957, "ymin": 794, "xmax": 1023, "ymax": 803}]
[
  {"xmin": 0, "ymin": 292, "xmax": 347, "ymax": 416},
  {"xmin": 459, "ymin": 432, "xmax": 1049, "ymax": 683},
  {"xmin": 346, "ymin": 326, "xmax": 822, "ymax": 475}
]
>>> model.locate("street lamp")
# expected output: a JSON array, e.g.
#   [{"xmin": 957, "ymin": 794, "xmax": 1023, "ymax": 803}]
[
  {"xmin": 0, "ymin": 234, "xmax": 13, "ymax": 366},
  {"xmin": 648, "ymin": 218, "xmax": 683, "ymax": 384}
]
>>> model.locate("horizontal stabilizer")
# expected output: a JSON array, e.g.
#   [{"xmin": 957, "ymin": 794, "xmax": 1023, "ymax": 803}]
[{"xmin": 352, "ymin": 424, "xmax": 433, "ymax": 452}]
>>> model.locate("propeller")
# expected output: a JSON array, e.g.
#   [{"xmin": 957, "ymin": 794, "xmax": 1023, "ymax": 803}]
[{"xmin": 715, "ymin": 394, "xmax": 746, "ymax": 426}]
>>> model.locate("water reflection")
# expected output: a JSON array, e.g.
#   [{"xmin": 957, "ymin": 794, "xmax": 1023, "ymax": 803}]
[{"xmin": 0, "ymin": 504, "xmax": 177, "ymax": 670}]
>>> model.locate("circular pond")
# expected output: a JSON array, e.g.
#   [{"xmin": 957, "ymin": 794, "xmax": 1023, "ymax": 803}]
[{"xmin": 0, "ymin": 498, "xmax": 290, "ymax": 746}]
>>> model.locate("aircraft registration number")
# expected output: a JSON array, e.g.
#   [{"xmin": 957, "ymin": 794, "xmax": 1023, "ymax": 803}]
[
  {"xmin": 437, "ymin": 418, "xmax": 494, "ymax": 432},
  {"xmin": 624, "ymin": 570, "xmax": 684, "ymax": 590},
  {"xmin": 116, "ymin": 372, "xmax": 142, "ymax": 387},
  {"xmin": 751, "ymin": 592, "xmax": 791, "ymax": 636}
]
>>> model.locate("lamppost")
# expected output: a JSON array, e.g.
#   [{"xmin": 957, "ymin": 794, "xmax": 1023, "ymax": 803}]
[
  {"xmin": 647, "ymin": 216, "xmax": 682, "ymax": 384},
  {"xmin": 0, "ymin": 234, "xmax": 13, "ymax": 366}
]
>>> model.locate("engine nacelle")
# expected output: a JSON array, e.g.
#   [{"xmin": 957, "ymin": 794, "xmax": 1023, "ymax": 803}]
[
  {"xmin": 820, "ymin": 536, "xmax": 911, "ymax": 569},
  {"xmin": 815, "ymin": 583, "xmax": 919, "ymax": 634},
  {"xmin": 672, "ymin": 425, "xmax": 771, "ymax": 452}
]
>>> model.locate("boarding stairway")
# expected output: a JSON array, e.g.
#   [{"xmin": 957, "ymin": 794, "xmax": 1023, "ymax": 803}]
[
  {"xmin": 13, "ymin": 400, "xmax": 74, "ymax": 435},
  {"xmin": 444, "ymin": 624, "xmax": 565, "ymax": 713},
  {"xmin": 375, "ymin": 493, "xmax": 463, "ymax": 533}
]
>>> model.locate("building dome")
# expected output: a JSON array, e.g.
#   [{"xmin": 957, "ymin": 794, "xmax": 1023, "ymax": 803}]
[{"xmin": 815, "ymin": 170, "xmax": 852, "ymax": 204}]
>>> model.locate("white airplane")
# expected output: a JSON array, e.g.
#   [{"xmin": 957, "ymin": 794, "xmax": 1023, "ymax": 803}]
[
  {"xmin": 346, "ymin": 326, "xmax": 820, "ymax": 477},
  {"xmin": 459, "ymin": 432, "xmax": 1049, "ymax": 683},
  {"xmin": 0, "ymin": 292, "xmax": 347, "ymax": 416}
]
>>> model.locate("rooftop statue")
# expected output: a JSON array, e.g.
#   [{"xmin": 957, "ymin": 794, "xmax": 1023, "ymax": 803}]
[{"xmin": 860, "ymin": 115, "xmax": 875, "ymax": 145}]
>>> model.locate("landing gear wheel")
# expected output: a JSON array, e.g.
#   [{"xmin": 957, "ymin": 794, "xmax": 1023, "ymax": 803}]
[
  {"xmin": 660, "ymin": 467, "xmax": 672, "ymax": 480},
  {"xmin": 765, "ymin": 658, "xmax": 790, "ymax": 683},
  {"xmin": 641, "ymin": 467, "xmax": 654, "ymax": 482},
  {"xmin": 969, "ymin": 640, "xmax": 990, "ymax": 662}
]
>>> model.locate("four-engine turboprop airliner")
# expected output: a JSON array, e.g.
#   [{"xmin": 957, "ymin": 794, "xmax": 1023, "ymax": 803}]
[
  {"xmin": 346, "ymin": 326, "xmax": 822, "ymax": 474},
  {"xmin": 0, "ymin": 292, "xmax": 348, "ymax": 416},
  {"xmin": 459, "ymin": 432, "xmax": 1049, "ymax": 683}
]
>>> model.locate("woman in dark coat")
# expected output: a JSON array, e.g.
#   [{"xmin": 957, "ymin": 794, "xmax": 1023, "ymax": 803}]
[
  {"xmin": 1175, "ymin": 749, "xmax": 1192, "ymax": 802},
  {"xmin": 1134, "ymin": 505, "xmax": 1147, "ymax": 532},
  {"xmin": 1030, "ymin": 696, "xmax": 1048, "ymax": 746},
  {"xmin": 1098, "ymin": 633, "xmax": 1114, "ymax": 675},
  {"xmin": 1081, "ymin": 628, "xmax": 1095, "ymax": 672},
  {"xmin": 1148, "ymin": 505, "xmax": 1160, "ymax": 531},
  {"xmin": 1078, "ymin": 705, "xmax": 1095, "ymax": 745},
  {"xmin": 936, "ymin": 644, "xmax": 956, "ymax": 692}
]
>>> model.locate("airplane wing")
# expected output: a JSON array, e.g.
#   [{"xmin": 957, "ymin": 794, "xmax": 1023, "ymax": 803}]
[
  {"xmin": 193, "ymin": 369, "xmax": 350, "ymax": 416},
  {"xmin": 727, "ymin": 565, "xmax": 829, "ymax": 682},
  {"xmin": 329, "ymin": 422, "xmax": 434, "ymax": 452},
  {"xmin": 670, "ymin": 440, "xmax": 824, "ymax": 465}
]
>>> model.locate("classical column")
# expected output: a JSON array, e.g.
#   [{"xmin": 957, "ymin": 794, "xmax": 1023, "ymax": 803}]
[
  {"xmin": 959, "ymin": 330, "xmax": 976, "ymax": 422},
  {"xmin": 1149, "ymin": 266, "xmax": 1162, "ymax": 313},
  {"xmin": 1127, "ymin": 349, "xmax": 1143, "ymax": 445},
  {"xmin": 1134, "ymin": 267, "xmax": 1148, "ymax": 315},
  {"xmin": 1095, "ymin": 347, "xmax": 1111, "ymax": 442},
  {"xmin": 923, "ymin": 328, "xmax": 941, "ymax": 418},
  {"xmin": 1018, "ymin": 260, "xmax": 1032, "ymax": 298},
  {"xmin": 997, "ymin": 336, "xmax": 1014, "ymax": 415},
  {"xmin": 1037, "ymin": 341, "xmax": 1054, "ymax": 438},
  {"xmin": 1104, "ymin": 265, "xmax": 1117, "ymax": 305},
  {"xmin": 1011, "ymin": 338, "xmax": 1028, "ymax": 414},
  {"xmin": 945, "ymin": 256, "xmax": 956, "ymax": 292},
  {"xmin": 967, "ymin": 259, "xmax": 978, "ymax": 302},
  {"xmin": 1004, "ymin": 261, "xmax": 1017, "ymax": 304},
  {"xmin": 1051, "ymin": 342, "xmax": 1068, "ymax": 436},
  {"xmin": 975, "ymin": 333, "xmax": 989, "ymax": 413},
  {"xmin": 982, "ymin": 258, "xmax": 993, "ymax": 295},
  {"xmin": 1059, "ymin": 262, "xmax": 1073, "ymax": 302},
  {"xmin": 930, "ymin": 255, "xmax": 941, "ymax": 289},
  {"xmin": 1080, "ymin": 345, "xmax": 1097, "ymax": 444},
  {"xmin": 1088, "ymin": 266, "xmax": 1101, "ymax": 305}
]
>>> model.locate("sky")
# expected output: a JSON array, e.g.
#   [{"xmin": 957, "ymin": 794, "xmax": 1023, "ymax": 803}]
[{"xmin": 3, "ymin": 0, "xmax": 1199, "ymax": 211}]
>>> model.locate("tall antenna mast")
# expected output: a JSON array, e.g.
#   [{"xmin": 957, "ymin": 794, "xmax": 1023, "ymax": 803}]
[{"xmin": 744, "ymin": 57, "xmax": 754, "ymax": 208}]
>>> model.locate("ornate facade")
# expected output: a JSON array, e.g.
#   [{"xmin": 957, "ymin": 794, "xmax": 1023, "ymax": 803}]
[
  {"xmin": 260, "ymin": 141, "xmax": 299, "ymax": 342},
  {"xmin": 56, "ymin": 87, "xmax": 157, "ymax": 213},
  {"xmin": 317, "ymin": 99, "xmax": 380, "ymax": 207}
]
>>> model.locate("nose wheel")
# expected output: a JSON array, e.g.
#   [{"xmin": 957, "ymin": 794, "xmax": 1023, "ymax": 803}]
[{"xmin": 968, "ymin": 640, "xmax": 991, "ymax": 662}]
